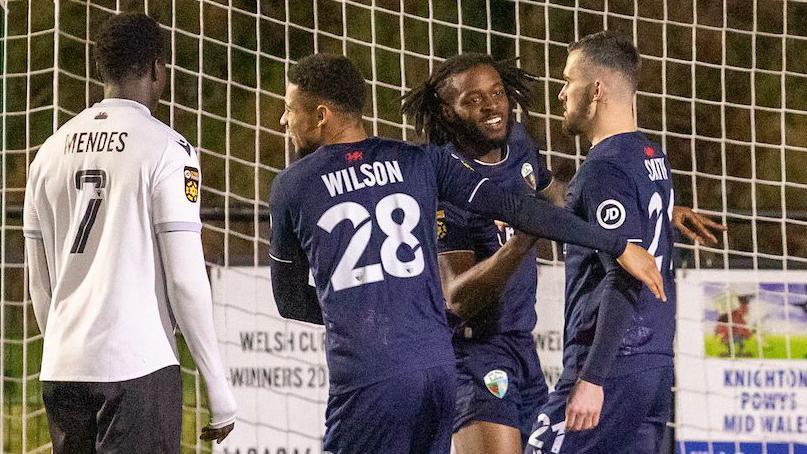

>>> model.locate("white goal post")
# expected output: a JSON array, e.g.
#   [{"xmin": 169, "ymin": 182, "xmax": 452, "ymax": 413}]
[{"xmin": 3, "ymin": 1, "xmax": 806, "ymax": 453}]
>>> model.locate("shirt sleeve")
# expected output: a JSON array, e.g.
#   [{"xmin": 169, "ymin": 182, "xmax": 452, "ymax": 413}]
[
  {"xmin": 510, "ymin": 123, "xmax": 553, "ymax": 191},
  {"xmin": 436, "ymin": 203, "xmax": 475, "ymax": 254},
  {"xmin": 533, "ymin": 145, "xmax": 553, "ymax": 192},
  {"xmin": 578, "ymin": 160, "xmax": 643, "ymax": 244},
  {"xmin": 268, "ymin": 172, "xmax": 306, "ymax": 264},
  {"xmin": 152, "ymin": 138, "xmax": 203, "ymax": 234},
  {"xmin": 268, "ymin": 173, "xmax": 323, "ymax": 325},
  {"xmin": 23, "ymin": 164, "xmax": 42, "ymax": 239},
  {"xmin": 575, "ymin": 160, "xmax": 644, "ymax": 385}
]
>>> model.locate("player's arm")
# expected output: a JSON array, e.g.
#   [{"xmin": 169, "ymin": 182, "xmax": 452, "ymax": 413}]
[
  {"xmin": 158, "ymin": 230, "xmax": 238, "ymax": 433},
  {"xmin": 524, "ymin": 132, "xmax": 726, "ymax": 241},
  {"xmin": 268, "ymin": 176, "xmax": 323, "ymax": 325},
  {"xmin": 437, "ymin": 215, "xmax": 536, "ymax": 320},
  {"xmin": 23, "ymin": 175, "xmax": 52, "ymax": 333},
  {"xmin": 153, "ymin": 139, "xmax": 236, "ymax": 441},
  {"xmin": 566, "ymin": 161, "xmax": 645, "ymax": 432},
  {"xmin": 430, "ymin": 146, "xmax": 665, "ymax": 301},
  {"xmin": 25, "ymin": 237, "xmax": 51, "ymax": 333},
  {"xmin": 537, "ymin": 177, "xmax": 566, "ymax": 207}
]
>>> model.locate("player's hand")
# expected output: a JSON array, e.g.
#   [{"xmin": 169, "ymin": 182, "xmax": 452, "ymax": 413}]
[
  {"xmin": 616, "ymin": 243, "xmax": 667, "ymax": 302},
  {"xmin": 565, "ymin": 379, "xmax": 604, "ymax": 432},
  {"xmin": 672, "ymin": 206, "xmax": 726, "ymax": 246},
  {"xmin": 495, "ymin": 221, "xmax": 537, "ymax": 253},
  {"xmin": 200, "ymin": 422, "xmax": 234, "ymax": 444}
]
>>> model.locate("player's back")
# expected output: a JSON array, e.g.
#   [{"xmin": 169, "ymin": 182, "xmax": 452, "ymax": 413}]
[
  {"xmin": 271, "ymin": 137, "xmax": 455, "ymax": 393},
  {"xmin": 563, "ymin": 131, "xmax": 676, "ymax": 372},
  {"xmin": 24, "ymin": 98, "xmax": 196, "ymax": 381}
]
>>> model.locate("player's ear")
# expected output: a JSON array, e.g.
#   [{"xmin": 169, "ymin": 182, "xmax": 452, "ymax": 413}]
[
  {"xmin": 591, "ymin": 80, "xmax": 604, "ymax": 102},
  {"xmin": 151, "ymin": 60, "xmax": 159, "ymax": 82},
  {"xmin": 315, "ymin": 105, "xmax": 328, "ymax": 127}
]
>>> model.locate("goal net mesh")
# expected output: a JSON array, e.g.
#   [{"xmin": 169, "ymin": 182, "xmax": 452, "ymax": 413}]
[{"xmin": 2, "ymin": 0, "xmax": 806, "ymax": 452}]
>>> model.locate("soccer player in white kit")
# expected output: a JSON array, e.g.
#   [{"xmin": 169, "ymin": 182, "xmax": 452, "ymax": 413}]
[{"xmin": 23, "ymin": 13, "xmax": 236, "ymax": 453}]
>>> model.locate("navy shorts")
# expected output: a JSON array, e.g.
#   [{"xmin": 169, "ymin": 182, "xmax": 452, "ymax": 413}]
[
  {"xmin": 525, "ymin": 364, "xmax": 673, "ymax": 454},
  {"xmin": 323, "ymin": 364, "xmax": 456, "ymax": 454},
  {"xmin": 453, "ymin": 333, "xmax": 549, "ymax": 443}
]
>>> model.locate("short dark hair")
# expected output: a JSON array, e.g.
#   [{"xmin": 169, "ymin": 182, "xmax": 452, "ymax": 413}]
[
  {"xmin": 287, "ymin": 54, "xmax": 366, "ymax": 115},
  {"xmin": 95, "ymin": 13, "xmax": 165, "ymax": 84},
  {"xmin": 400, "ymin": 53, "xmax": 538, "ymax": 146},
  {"xmin": 568, "ymin": 30, "xmax": 641, "ymax": 91}
]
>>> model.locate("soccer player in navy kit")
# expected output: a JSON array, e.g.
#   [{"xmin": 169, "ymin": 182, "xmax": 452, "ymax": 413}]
[
  {"xmin": 525, "ymin": 31, "xmax": 679, "ymax": 453},
  {"xmin": 402, "ymin": 54, "xmax": 554, "ymax": 453},
  {"xmin": 267, "ymin": 54, "xmax": 666, "ymax": 454},
  {"xmin": 401, "ymin": 54, "xmax": 724, "ymax": 454}
]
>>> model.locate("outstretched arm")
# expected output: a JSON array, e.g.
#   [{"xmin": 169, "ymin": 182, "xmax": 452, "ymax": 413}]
[
  {"xmin": 540, "ymin": 177, "xmax": 726, "ymax": 245},
  {"xmin": 432, "ymin": 148, "xmax": 665, "ymax": 301}
]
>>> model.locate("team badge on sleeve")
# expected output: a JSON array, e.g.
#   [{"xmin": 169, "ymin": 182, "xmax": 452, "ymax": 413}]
[
  {"xmin": 483, "ymin": 369, "xmax": 508, "ymax": 398},
  {"xmin": 596, "ymin": 199, "xmax": 626, "ymax": 229},
  {"xmin": 521, "ymin": 162, "xmax": 537, "ymax": 190},
  {"xmin": 184, "ymin": 166, "xmax": 200, "ymax": 202}
]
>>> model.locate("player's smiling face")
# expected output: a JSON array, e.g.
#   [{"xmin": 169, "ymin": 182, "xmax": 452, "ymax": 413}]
[
  {"xmin": 280, "ymin": 83, "xmax": 322, "ymax": 156},
  {"xmin": 559, "ymin": 50, "xmax": 596, "ymax": 137},
  {"xmin": 443, "ymin": 64, "xmax": 511, "ymax": 155}
]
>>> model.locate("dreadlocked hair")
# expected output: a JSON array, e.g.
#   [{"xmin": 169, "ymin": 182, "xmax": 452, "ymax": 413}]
[{"xmin": 400, "ymin": 53, "xmax": 539, "ymax": 146}]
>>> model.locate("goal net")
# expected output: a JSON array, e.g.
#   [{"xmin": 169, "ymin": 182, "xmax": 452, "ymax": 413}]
[{"xmin": 3, "ymin": 1, "xmax": 806, "ymax": 453}]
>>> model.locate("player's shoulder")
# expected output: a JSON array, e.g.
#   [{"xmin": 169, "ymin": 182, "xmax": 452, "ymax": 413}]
[
  {"xmin": 591, "ymin": 131, "xmax": 656, "ymax": 161},
  {"xmin": 577, "ymin": 152, "xmax": 631, "ymax": 191},
  {"xmin": 374, "ymin": 136, "xmax": 435, "ymax": 159},
  {"xmin": 507, "ymin": 121, "xmax": 545, "ymax": 149},
  {"xmin": 507, "ymin": 121, "xmax": 532, "ymax": 146},
  {"xmin": 140, "ymin": 114, "xmax": 194, "ymax": 154},
  {"xmin": 37, "ymin": 108, "xmax": 93, "ymax": 154}
]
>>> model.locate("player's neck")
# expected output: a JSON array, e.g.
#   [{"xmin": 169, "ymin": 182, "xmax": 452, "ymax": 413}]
[
  {"xmin": 588, "ymin": 104, "xmax": 637, "ymax": 146},
  {"xmin": 321, "ymin": 121, "xmax": 368, "ymax": 146},
  {"xmin": 454, "ymin": 139, "xmax": 501, "ymax": 162},
  {"xmin": 476, "ymin": 147, "xmax": 504, "ymax": 164},
  {"xmin": 104, "ymin": 83, "xmax": 156, "ymax": 113}
]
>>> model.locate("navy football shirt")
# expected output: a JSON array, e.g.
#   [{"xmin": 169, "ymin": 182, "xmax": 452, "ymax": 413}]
[
  {"xmin": 562, "ymin": 131, "xmax": 676, "ymax": 379},
  {"xmin": 269, "ymin": 137, "xmax": 499, "ymax": 393},
  {"xmin": 437, "ymin": 122, "xmax": 552, "ymax": 337}
]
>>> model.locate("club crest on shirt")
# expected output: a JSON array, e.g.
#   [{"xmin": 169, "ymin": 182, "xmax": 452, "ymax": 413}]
[
  {"xmin": 436, "ymin": 209, "xmax": 447, "ymax": 239},
  {"xmin": 596, "ymin": 199, "xmax": 626, "ymax": 229},
  {"xmin": 521, "ymin": 162, "xmax": 537, "ymax": 190},
  {"xmin": 483, "ymin": 369, "xmax": 508, "ymax": 398},
  {"xmin": 184, "ymin": 166, "xmax": 199, "ymax": 203}
]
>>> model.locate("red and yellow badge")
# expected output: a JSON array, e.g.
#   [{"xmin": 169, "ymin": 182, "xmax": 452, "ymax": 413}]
[{"xmin": 184, "ymin": 166, "xmax": 199, "ymax": 203}]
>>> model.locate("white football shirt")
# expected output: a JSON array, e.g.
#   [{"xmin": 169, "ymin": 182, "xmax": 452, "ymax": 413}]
[{"xmin": 24, "ymin": 98, "xmax": 202, "ymax": 381}]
